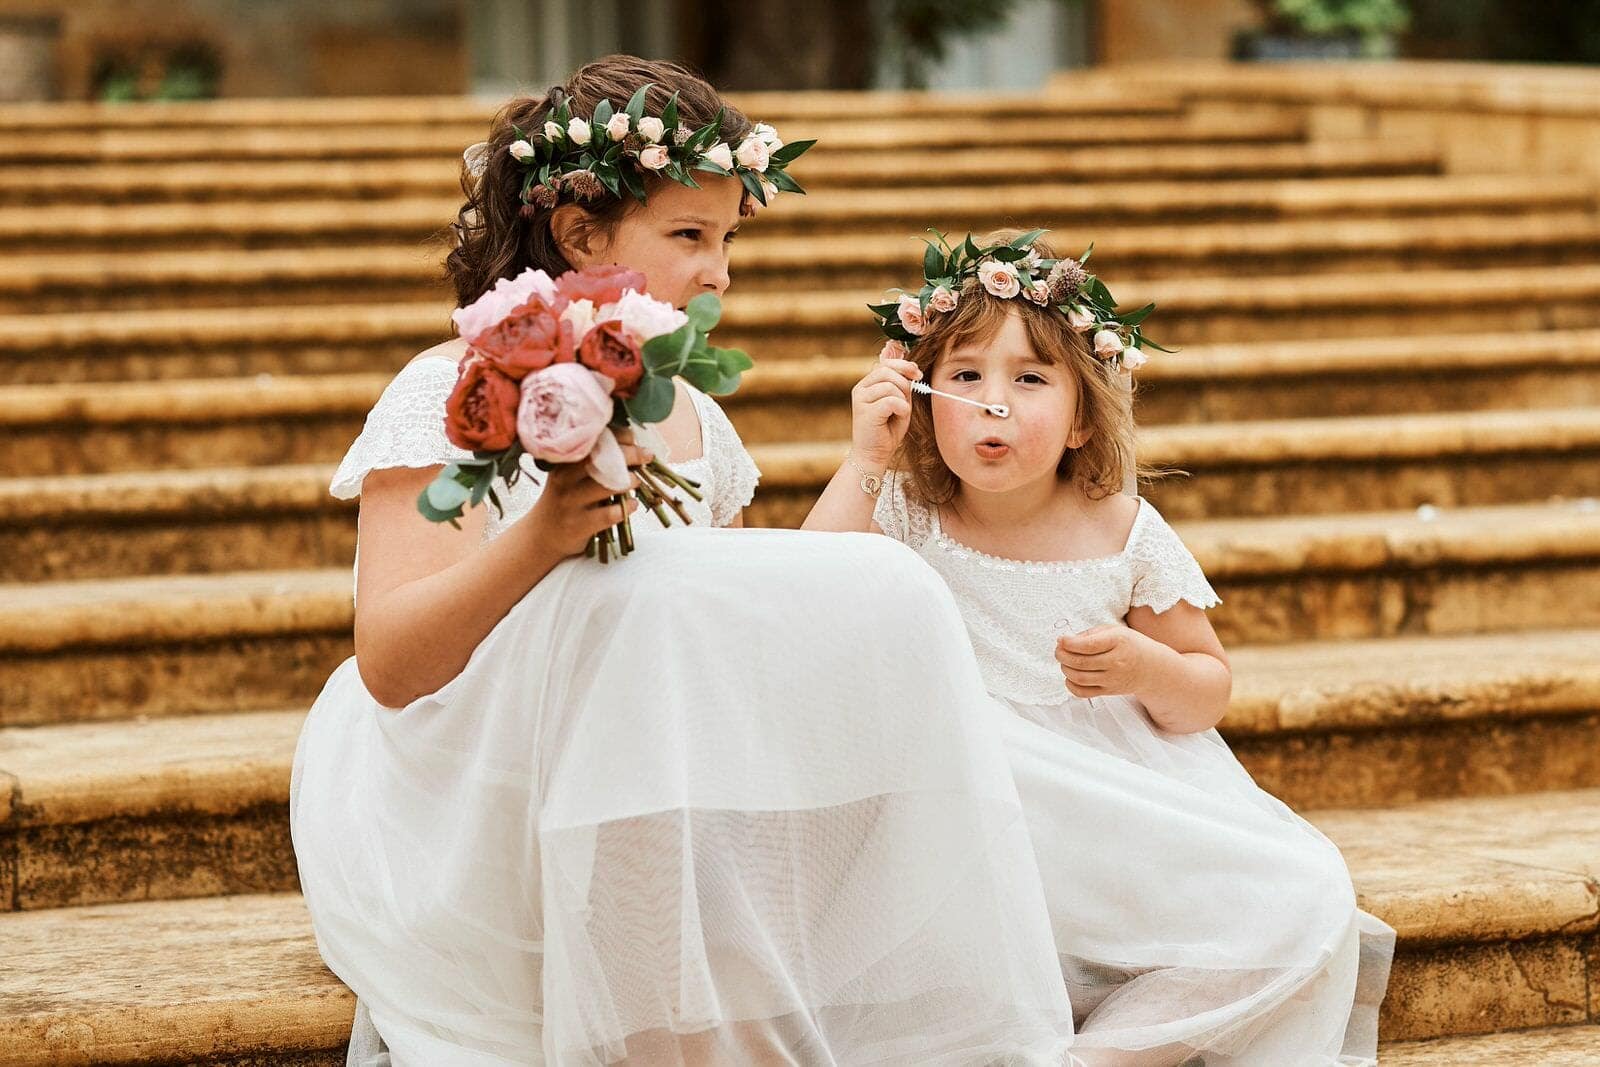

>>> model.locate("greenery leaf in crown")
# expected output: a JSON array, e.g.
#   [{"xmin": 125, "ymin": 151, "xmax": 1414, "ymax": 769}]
[
  {"xmin": 869, "ymin": 229, "xmax": 1174, "ymax": 371},
  {"xmin": 485, "ymin": 82, "xmax": 815, "ymax": 213}
]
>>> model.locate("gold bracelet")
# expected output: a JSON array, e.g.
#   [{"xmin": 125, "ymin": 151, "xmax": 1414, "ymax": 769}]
[{"xmin": 846, "ymin": 451, "xmax": 884, "ymax": 498}]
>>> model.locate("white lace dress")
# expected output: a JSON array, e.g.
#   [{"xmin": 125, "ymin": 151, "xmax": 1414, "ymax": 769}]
[
  {"xmin": 289, "ymin": 358, "xmax": 1077, "ymax": 1066},
  {"xmin": 875, "ymin": 472, "xmax": 1395, "ymax": 1067}
]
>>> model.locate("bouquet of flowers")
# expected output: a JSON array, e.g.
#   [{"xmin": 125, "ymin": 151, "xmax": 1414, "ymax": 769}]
[{"xmin": 421, "ymin": 264, "xmax": 752, "ymax": 562}]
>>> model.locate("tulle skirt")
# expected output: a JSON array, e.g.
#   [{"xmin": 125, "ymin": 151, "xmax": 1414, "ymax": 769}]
[
  {"xmin": 290, "ymin": 527, "xmax": 1077, "ymax": 1066},
  {"xmin": 1000, "ymin": 693, "xmax": 1395, "ymax": 1066}
]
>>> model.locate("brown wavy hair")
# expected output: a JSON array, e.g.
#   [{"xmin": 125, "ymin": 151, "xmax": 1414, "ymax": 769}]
[
  {"xmin": 895, "ymin": 229, "xmax": 1176, "ymax": 506},
  {"xmin": 443, "ymin": 55, "xmax": 753, "ymax": 316}
]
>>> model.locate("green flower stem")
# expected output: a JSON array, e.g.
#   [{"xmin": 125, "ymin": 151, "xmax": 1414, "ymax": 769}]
[
  {"xmin": 647, "ymin": 459, "xmax": 704, "ymax": 502},
  {"xmin": 637, "ymin": 466, "xmax": 693, "ymax": 524}
]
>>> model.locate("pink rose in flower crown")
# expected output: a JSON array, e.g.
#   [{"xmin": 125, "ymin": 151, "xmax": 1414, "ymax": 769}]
[
  {"xmin": 1093, "ymin": 329, "xmax": 1124, "ymax": 361},
  {"xmin": 517, "ymin": 363, "xmax": 615, "ymax": 463},
  {"xmin": 445, "ymin": 357, "xmax": 520, "ymax": 452},
  {"xmin": 451, "ymin": 268, "xmax": 563, "ymax": 344},
  {"xmin": 1066, "ymin": 305, "xmax": 1096, "ymax": 332},
  {"xmin": 879, "ymin": 338, "xmax": 909, "ymax": 362},
  {"xmin": 576, "ymin": 319, "xmax": 646, "ymax": 398},
  {"xmin": 556, "ymin": 264, "xmax": 647, "ymax": 308},
  {"xmin": 929, "ymin": 286, "xmax": 959, "ymax": 314},
  {"xmin": 638, "ymin": 145, "xmax": 671, "ymax": 171},
  {"xmin": 977, "ymin": 260, "xmax": 1021, "ymax": 299},
  {"xmin": 896, "ymin": 294, "xmax": 927, "ymax": 336},
  {"xmin": 470, "ymin": 296, "xmax": 576, "ymax": 378}
]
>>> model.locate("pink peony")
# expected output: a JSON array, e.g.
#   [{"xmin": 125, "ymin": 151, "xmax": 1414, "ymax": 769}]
[
  {"xmin": 517, "ymin": 363, "xmax": 616, "ymax": 463},
  {"xmin": 929, "ymin": 286, "xmax": 958, "ymax": 313},
  {"xmin": 452, "ymin": 268, "xmax": 562, "ymax": 344},
  {"xmin": 977, "ymin": 259, "xmax": 1021, "ymax": 299},
  {"xmin": 896, "ymin": 294, "xmax": 927, "ymax": 336},
  {"xmin": 879, "ymin": 338, "xmax": 909, "ymax": 362},
  {"xmin": 600, "ymin": 288, "xmax": 688, "ymax": 343},
  {"xmin": 585, "ymin": 427, "xmax": 633, "ymax": 491},
  {"xmin": 576, "ymin": 319, "xmax": 646, "ymax": 399}
]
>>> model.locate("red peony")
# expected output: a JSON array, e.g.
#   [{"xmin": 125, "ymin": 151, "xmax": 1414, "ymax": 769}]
[
  {"xmin": 470, "ymin": 297, "xmax": 575, "ymax": 379},
  {"xmin": 576, "ymin": 319, "xmax": 646, "ymax": 398},
  {"xmin": 556, "ymin": 264, "xmax": 647, "ymax": 308},
  {"xmin": 443, "ymin": 356, "xmax": 520, "ymax": 452}
]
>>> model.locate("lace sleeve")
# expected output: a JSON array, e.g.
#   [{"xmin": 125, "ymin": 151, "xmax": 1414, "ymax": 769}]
[
  {"xmin": 329, "ymin": 357, "xmax": 471, "ymax": 500},
  {"xmin": 871, "ymin": 470, "xmax": 934, "ymax": 548},
  {"xmin": 1129, "ymin": 504, "xmax": 1222, "ymax": 614},
  {"xmin": 692, "ymin": 388, "xmax": 761, "ymax": 527}
]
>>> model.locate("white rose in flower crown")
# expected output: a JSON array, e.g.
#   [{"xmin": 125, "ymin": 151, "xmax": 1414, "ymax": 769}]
[
  {"xmin": 735, "ymin": 136, "xmax": 770, "ymax": 172},
  {"xmin": 1121, "ymin": 346, "xmax": 1149, "ymax": 370},
  {"xmin": 509, "ymin": 139, "xmax": 536, "ymax": 161},
  {"xmin": 543, "ymin": 120, "xmax": 564, "ymax": 142},
  {"xmin": 977, "ymin": 259, "xmax": 1021, "ymax": 299},
  {"xmin": 752, "ymin": 122, "xmax": 783, "ymax": 151},
  {"xmin": 1020, "ymin": 249, "xmax": 1042, "ymax": 269},
  {"xmin": 567, "ymin": 117, "xmax": 592, "ymax": 145},
  {"xmin": 637, "ymin": 116, "xmax": 665, "ymax": 143},
  {"xmin": 1024, "ymin": 283, "xmax": 1051, "ymax": 306},
  {"xmin": 1093, "ymin": 329, "xmax": 1124, "ymax": 360},
  {"xmin": 704, "ymin": 142, "xmax": 735, "ymax": 171},
  {"xmin": 1066, "ymin": 305, "xmax": 1096, "ymax": 332},
  {"xmin": 605, "ymin": 113, "xmax": 631, "ymax": 141},
  {"xmin": 638, "ymin": 145, "xmax": 671, "ymax": 171},
  {"xmin": 929, "ymin": 286, "xmax": 959, "ymax": 313},
  {"xmin": 760, "ymin": 178, "xmax": 778, "ymax": 201},
  {"xmin": 600, "ymin": 288, "xmax": 689, "ymax": 343},
  {"xmin": 896, "ymin": 294, "xmax": 927, "ymax": 336}
]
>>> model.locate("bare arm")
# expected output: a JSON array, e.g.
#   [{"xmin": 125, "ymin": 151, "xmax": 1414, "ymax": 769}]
[
  {"xmin": 1055, "ymin": 604, "xmax": 1231, "ymax": 735},
  {"xmin": 801, "ymin": 356, "xmax": 919, "ymax": 533},
  {"xmin": 353, "ymin": 447, "xmax": 646, "ymax": 709}
]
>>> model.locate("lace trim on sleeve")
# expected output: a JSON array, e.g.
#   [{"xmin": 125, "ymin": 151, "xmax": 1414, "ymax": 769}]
[
  {"xmin": 690, "ymin": 387, "xmax": 761, "ymax": 527},
  {"xmin": 329, "ymin": 357, "xmax": 470, "ymax": 500},
  {"xmin": 872, "ymin": 470, "xmax": 934, "ymax": 548},
  {"xmin": 1128, "ymin": 503, "xmax": 1222, "ymax": 614}
]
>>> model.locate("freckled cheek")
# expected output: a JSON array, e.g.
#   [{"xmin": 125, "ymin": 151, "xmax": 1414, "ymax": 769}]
[{"xmin": 1009, "ymin": 404, "xmax": 1076, "ymax": 464}]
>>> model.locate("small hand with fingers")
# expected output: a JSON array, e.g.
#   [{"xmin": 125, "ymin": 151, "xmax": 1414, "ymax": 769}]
[
  {"xmin": 850, "ymin": 354, "xmax": 922, "ymax": 469},
  {"xmin": 1055, "ymin": 624, "xmax": 1155, "ymax": 699}
]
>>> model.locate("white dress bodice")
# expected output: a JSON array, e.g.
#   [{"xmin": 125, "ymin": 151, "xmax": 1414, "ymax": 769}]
[
  {"xmin": 872, "ymin": 470, "xmax": 1221, "ymax": 706},
  {"xmin": 328, "ymin": 354, "xmax": 761, "ymax": 550}
]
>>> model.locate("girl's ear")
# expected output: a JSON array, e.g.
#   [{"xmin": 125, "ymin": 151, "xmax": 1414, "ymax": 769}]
[
  {"xmin": 1066, "ymin": 421, "xmax": 1092, "ymax": 451},
  {"xmin": 551, "ymin": 204, "xmax": 599, "ymax": 266}
]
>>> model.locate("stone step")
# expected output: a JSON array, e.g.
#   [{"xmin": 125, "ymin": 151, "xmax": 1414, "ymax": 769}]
[
  {"xmin": 0, "ymin": 140, "xmax": 1440, "ymax": 208},
  {"xmin": 0, "ymin": 893, "xmax": 350, "ymax": 1064},
  {"xmin": 3, "ymin": 261, "xmax": 1599, "ymax": 385},
  {"xmin": 0, "ymin": 88, "xmax": 1183, "ymax": 134},
  {"xmin": 7, "ymin": 788, "xmax": 1600, "ymax": 1053},
  {"xmin": 4, "ymin": 629, "xmax": 1597, "ymax": 915},
  {"xmin": 4, "ymin": 501, "xmax": 1597, "ymax": 725},
  {"xmin": 12, "ymin": 210, "xmax": 1598, "ymax": 315},
  {"xmin": 1384, "ymin": 1025, "xmax": 1600, "ymax": 1065},
  {"xmin": 0, "ymin": 174, "xmax": 1589, "ymax": 253},
  {"xmin": 0, "ymin": 112, "xmax": 1302, "ymax": 167}
]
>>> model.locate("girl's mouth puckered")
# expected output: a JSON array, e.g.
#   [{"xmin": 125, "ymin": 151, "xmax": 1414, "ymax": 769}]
[{"xmin": 975, "ymin": 439, "xmax": 1011, "ymax": 461}]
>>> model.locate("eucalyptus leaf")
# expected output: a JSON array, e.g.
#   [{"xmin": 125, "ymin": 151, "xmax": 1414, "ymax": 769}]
[
  {"xmin": 426, "ymin": 476, "xmax": 471, "ymax": 511},
  {"xmin": 643, "ymin": 323, "xmax": 696, "ymax": 373},
  {"xmin": 685, "ymin": 292, "xmax": 722, "ymax": 332},
  {"xmin": 625, "ymin": 374, "xmax": 677, "ymax": 423}
]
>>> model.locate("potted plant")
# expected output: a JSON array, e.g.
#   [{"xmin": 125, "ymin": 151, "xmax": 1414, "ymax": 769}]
[{"xmin": 1235, "ymin": 0, "xmax": 1410, "ymax": 61}]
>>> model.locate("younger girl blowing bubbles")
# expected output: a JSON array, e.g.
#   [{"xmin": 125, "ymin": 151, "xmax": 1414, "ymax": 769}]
[{"xmin": 805, "ymin": 229, "xmax": 1394, "ymax": 1066}]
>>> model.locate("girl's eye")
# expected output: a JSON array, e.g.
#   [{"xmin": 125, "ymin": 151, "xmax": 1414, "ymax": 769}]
[
  {"xmin": 951, "ymin": 370, "xmax": 980, "ymax": 382},
  {"xmin": 673, "ymin": 229, "xmax": 701, "ymax": 241},
  {"xmin": 1018, "ymin": 373, "xmax": 1046, "ymax": 384},
  {"xmin": 723, "ymin": 231, "xmax": 738, "ymax": 244}
]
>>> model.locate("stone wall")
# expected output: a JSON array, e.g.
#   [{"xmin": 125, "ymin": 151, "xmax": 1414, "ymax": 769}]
[{"xmin": 0, "ymin": 0, "xmax": 466, "ymax": 100}]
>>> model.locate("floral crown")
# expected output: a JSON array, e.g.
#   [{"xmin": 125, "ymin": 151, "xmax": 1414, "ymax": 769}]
[
  {"xmin": 463, "ymin": 83, "xmax": 814, "ymax": 217},
  {"xmin": 869, "ymin": 229, "xmax": 1172, "ymax": 372}
]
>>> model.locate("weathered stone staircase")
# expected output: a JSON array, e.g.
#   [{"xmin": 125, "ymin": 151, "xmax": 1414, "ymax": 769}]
[{"xmin": 3, "ymin": 68, "xmax": 1600, "ymax": 1063}]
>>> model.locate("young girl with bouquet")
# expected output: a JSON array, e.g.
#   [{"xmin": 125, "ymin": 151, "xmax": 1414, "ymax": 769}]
[
  {"xmin": 806, "ymin": 229, "xmax": 1395, "ymax": 1066},
  {"xmin": 290, "ymin": 59, "xmax": 1077, "ymax": 1065}
]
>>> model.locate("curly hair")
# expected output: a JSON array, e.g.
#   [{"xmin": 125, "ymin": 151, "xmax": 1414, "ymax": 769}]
[
  {"xmin": 894, "ymin": 229, "xmax": 1175, "ymax": 506},
  {"xmin": 443, "ymin": 55, "xmax": 753, "ymax": 316}
]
